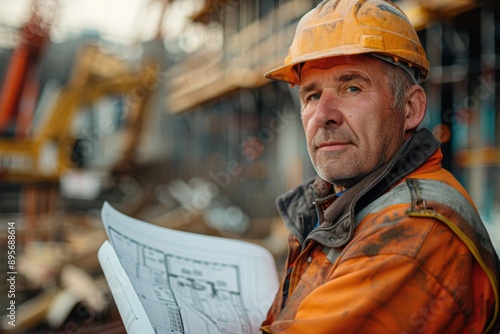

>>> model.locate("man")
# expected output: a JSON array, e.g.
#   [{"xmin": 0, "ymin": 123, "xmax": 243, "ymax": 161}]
[{"xmin": 261, "ymin": 0, "xmax": 500, "ymax": 333}]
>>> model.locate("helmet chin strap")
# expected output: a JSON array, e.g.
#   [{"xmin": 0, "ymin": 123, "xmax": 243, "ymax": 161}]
[{"xmin": 371, "ymin": 53, "xmax": 423, "ymax": 85}]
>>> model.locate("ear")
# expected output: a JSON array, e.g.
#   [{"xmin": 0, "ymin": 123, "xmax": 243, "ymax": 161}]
[{"xmin": 404, "ymin": 85, "xmax": 427, "ymax": 132}]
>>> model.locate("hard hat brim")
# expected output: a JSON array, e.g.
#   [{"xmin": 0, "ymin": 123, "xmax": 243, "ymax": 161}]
[{"xmin": 265, "ymin": 49, "xmax": 429, "ymax": 86}]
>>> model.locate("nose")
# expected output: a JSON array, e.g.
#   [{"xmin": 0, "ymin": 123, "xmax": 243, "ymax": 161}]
[{"xmin": 312, "ymin": 89, "xmax": 344, "ymax": 127}]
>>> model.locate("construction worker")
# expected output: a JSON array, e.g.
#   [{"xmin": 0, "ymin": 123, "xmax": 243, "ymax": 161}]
[{"xmin": 261, "ymin": 0, "xmax": 500, "ymax": 333}]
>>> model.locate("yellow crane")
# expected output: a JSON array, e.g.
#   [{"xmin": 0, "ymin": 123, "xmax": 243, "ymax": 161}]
[{"xmin": 0, "ymin": 45, "xmax": 159, "ymax": 182}]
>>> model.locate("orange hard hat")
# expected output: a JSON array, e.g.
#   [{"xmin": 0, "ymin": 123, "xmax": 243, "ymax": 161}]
[{"xmin": 265, "ymin": 0, "xmax": 430, "ymax": 85}]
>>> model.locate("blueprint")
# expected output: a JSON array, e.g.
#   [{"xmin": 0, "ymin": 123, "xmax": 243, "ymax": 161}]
[{"xmin": 98, "ymin": 202, "xmax": 279, "ymax": 334}]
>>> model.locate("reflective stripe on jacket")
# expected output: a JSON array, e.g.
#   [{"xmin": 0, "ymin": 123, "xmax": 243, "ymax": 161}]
[{"xmin": 261, "ymin": 129, "xmax": 500, "ymax": 333}]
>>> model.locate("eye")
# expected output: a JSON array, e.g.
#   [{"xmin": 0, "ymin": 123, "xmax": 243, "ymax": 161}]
[
  {"xmin": 300, "ymin": 92, "xmax": 321, "ymax": 107},
  {"xmin": 307, "ymin": 92, "xmax": 321, "ymax": 101},
  {"xmin": 346, "ymin": 86, "xmax": 360, "ymax": 93}
]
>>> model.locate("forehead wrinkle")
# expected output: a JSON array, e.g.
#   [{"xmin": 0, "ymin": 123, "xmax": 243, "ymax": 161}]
[{"xmin": 337, "ymin": 72, "xmax": 371, "ymax": 84}]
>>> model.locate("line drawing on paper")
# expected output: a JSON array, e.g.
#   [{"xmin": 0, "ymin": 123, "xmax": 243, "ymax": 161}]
[{"xmin": 108, "ymin": 226, "xmax": 253, "ymax": 334}]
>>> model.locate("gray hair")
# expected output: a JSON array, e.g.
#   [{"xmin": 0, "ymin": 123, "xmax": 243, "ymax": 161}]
[{"xmin": 380, "ymin": 60, "xmax": 415, "ymax": 112}]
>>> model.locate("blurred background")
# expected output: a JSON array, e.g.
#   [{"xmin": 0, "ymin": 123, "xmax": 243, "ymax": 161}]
[{"xmin": 0, "ymin": 0, "xmax": 499, "ymax": 332}]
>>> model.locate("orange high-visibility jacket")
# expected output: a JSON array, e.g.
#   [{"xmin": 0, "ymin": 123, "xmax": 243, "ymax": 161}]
[{"xmin": 261, "ymin": 129, "xmax": 500, "ymax": 334}]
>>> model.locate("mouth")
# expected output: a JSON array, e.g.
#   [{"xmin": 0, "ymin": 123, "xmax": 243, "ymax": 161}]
[{"xmin": 317, "ymin": 141, "xmax": 351, "ymax": 152}]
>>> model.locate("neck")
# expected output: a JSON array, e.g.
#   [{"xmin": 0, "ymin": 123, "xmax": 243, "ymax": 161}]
[{"xmin": 334, "ymin": 185, "xmax": 347, "ymax": 194}]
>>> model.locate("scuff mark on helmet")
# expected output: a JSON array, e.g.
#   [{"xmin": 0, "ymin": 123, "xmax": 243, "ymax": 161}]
[
  {"xmin": 354, "ymin": 0, "xmax": 368, "ymax": 15},
  {"xmin": 318, "ymin": 0, "xmax": 341, "ymax": 18},
  {"xmin": 377, "ymin": 3, "xmax": 410, "ymax": 23}
]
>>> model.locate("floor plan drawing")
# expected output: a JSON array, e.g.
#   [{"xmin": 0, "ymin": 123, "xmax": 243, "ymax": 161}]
[
  {"xmin": 109, "ymin": 227, "xmax": 253, "ymax": 334},
  {"xmin": 99, "ymin": 202, "xmax": 279, "ymax": 334}
]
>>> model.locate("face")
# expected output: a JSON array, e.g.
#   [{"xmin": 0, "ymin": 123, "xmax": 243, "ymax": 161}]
[{"xmin": 299, "ymin": 55, "xmax": 408, "ymax": 189}]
